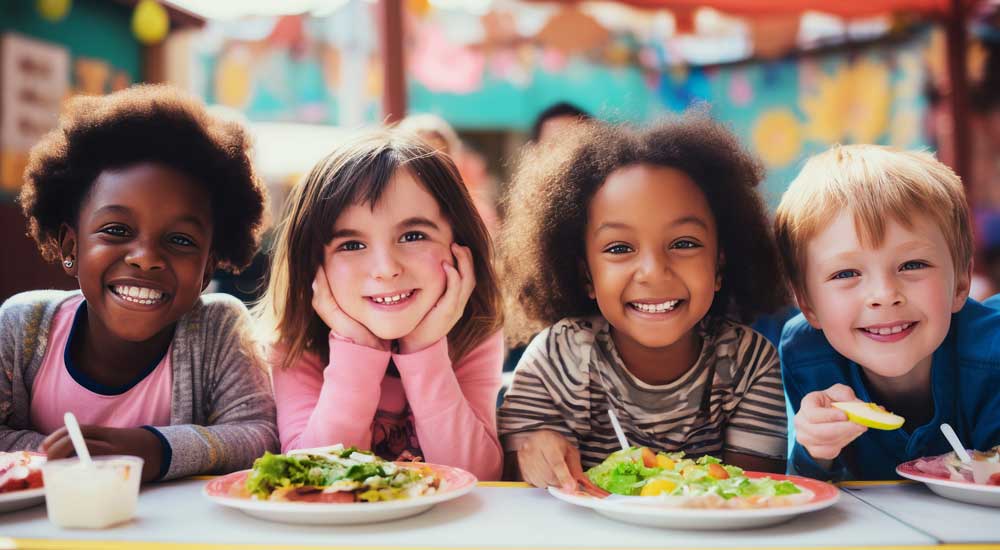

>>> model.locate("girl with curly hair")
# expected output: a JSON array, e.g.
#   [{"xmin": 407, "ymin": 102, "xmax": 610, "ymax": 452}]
[
  {"xmin": 1, "ymin": 85, "xmax": 277, "ymax": 481},
  {"xmin": 256, "ymin": 129, "xmax": 505, "ymax": 480},
  {"xmin": 497, "ymin": 111, "xmax": 791, "ymax": 490}
]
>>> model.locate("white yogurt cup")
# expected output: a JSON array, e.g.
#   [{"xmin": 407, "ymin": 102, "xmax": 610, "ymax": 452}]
[{"xmin": 42, "ymin": 455, "xmax": 143, "ymax": 528}]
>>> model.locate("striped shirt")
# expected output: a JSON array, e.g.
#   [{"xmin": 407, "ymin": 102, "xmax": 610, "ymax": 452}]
[{"xmin": 498, "ymin": 316, "xmax": 787, "ymax": 468}]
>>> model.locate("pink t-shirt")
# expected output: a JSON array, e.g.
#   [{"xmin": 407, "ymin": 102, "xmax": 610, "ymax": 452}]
[{"xmin": 29, "ymin": 295, "xmax": 173, "ymax": 435}]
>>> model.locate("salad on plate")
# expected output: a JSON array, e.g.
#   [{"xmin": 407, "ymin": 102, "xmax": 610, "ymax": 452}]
[
  {"xmin": 583, "ymin": 447, "xmax": 810, "ymax": 509},
  {"xmin": 240, "ymin": 445, "xmax": 442, "ymax": 503}
]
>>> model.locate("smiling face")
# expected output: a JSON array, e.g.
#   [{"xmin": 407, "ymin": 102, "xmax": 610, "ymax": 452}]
[
  {"xmin": 585, "ymin": 164, "xmax": 720, "ymax": 355},
  {"xmin": 323, "ymin": 169, "xmax": 454, "ymax": 340},
  {"xmin": 63, "ymin": 163, "xmax": 214, "ymax": 343},
  {"xmin": 799, "ymin": 211, "xmax": 970, "ymax": 378}
]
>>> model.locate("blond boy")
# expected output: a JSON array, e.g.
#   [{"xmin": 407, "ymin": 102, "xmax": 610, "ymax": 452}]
[{"xmin": 775, "ymin": 144, "xmax": 1000, "ymax": 480}]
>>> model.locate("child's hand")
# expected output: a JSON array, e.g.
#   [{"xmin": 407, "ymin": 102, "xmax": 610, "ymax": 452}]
[
  {"xmin": 312, "ymin": 265, "xmax": 390, "ymax": 351},
  {"xmin": 794, "ymin": 383, "xmax": 868, "ymax": 461},
  {"xmin": 41, "ymin": 425, "xmax": 164, "ymax": 482},
  {"xmin": 511, "ymin": 430, "xmax": 586, "ymax": 492},
  {"xmin": 397, "ymin": 243, "xmax": 475, "ymax": 354}
]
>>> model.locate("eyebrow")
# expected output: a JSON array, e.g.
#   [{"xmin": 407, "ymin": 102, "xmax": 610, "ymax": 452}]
[
  {"xmin": 593, "ymin": 216, "xmax": 710, "ymax": 234},
  {"xmin": 91, "ymin": 205, "xmax": 208, "ymax": 231},
  {"xmin": 397, "ymin": 217, "xmax": 441, "ymax": 231}
]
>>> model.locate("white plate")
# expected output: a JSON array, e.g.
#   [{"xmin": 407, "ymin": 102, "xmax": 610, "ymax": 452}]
[
  {"xmin": 203, "ymin": 462, "xmax": 477, "ymax": 525},
  {"xmin": 548, "ymin": 472, "xmax": 840, "ymax": 530},
  {"xmin": 897, "ymin": 458, "xmax": 1000, "ymax": 507},
  {"xmin": 0, "ymin": 487, "xmax": 45, "ymax": 513}
]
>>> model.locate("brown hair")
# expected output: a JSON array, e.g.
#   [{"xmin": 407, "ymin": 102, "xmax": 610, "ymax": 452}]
[
  {"xmin": 775, "ymin": 144, "xmax": 972, "ymax": 298},
  {"xmin": 256, "ymin": 129, "xmax": 502, "ymax": 369}
]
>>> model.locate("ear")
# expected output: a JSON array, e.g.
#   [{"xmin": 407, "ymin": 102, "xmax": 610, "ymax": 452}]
[
  {"xmin": 793, "ymin": 288, "xmax": 822, "ymax": 330},
  {"xmin": 579, "ymin": 259, "xmax": 595, "ymax": 299},
  {"xmin": 58, "ymin": 223, "xmax": 79, "ymax": 277},
  {"xmin": 952, "ymin": 260, "xmax": 973, "ymax": 313},
  {"xmin": 715, "ymin": 251, "xmax": 725, "ymax": 292},
  {"xmin": 202, "ymin": 254, "xmax": 218, "ymax": 292}
]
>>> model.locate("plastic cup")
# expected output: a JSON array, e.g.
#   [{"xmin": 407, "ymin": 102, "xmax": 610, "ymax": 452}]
[{"xmin": 41, "ymin": 455, "xmax": 143, "ymax": 528}]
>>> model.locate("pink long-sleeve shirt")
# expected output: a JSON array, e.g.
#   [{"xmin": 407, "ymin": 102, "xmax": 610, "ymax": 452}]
[{"xmin": 270, "ymin": 331, "xmax": 504, "ymax": 481}]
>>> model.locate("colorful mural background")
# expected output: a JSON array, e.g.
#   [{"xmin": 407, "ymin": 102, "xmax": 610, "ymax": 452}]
[{"xmin": 195, "ymin": 6, "xmax": 930, "ymax": 204}]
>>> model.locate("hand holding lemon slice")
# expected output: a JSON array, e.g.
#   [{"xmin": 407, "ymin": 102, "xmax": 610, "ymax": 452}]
[{"xmin": 832, "ymin": 402, "xmax": 905, "ymax": 430}]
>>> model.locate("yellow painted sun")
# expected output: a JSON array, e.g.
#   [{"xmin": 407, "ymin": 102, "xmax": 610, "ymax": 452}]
[
  {"xmin": 800, "ymin": 58, "xmax": 891, "ymax": 145},
  {"xmin": 752, "ymin": 108, "xmax": 802, "ymax": 168}
]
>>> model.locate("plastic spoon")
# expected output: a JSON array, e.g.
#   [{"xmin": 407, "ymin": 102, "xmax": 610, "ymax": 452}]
[
  {"xmin": 607, "ymin": 406, "xmax": 630, "ymax": 452},
  {"xmin": 940, "ymin": 423, "xmax": 972, "ymax": 463},
  {"xmin": 63, "ymin": 412, "xmax": 93, "ymax": 468}
]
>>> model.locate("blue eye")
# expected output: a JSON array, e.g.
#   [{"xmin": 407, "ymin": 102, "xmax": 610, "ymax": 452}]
[
  {"xmin": 400, "ymin": 232, "xmax": 426, "ymax": 243},
  {"xmin": 603, "ymin": 244, "xmax": 633, "ymax": 254},
  {"xmin": 338, "ymin": 241, "xmax": 365, "ymax": 251},
  {"xmin": 832, "ymin": 270, "xmax": 859, "ymax": 280},
  {"xmin": 901, "ymin": 260, "xmax": 928, "ymax": 271},
  {"xmin": 671, "ymin": 239, "xmax": 701, "ymax": 250}
]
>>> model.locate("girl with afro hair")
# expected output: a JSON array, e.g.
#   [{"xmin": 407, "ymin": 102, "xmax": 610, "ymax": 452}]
[
  {"xmin": 497, "ymin": 110, "xmax": 791, "ymax": 490},
  {"xmin": 1, "ymin": 85, "xmax": 277, "ymax": 481}
]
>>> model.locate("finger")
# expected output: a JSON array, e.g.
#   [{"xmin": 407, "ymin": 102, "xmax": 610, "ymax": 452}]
[
  {"xmin": 452, "ymin": 244, "xmax": 477, "ymax": 301},
  {"xmin": 434, "ymin": 261, "xmax": 462, "ymax": 313},
  {"xmin": 797, "ymin": 420, "xmax": 867, "ymax": 443},
  {"xmin": 44, "ymin": 436, "xmax": 76, "ymax": 460},
  {"xmin": 824, "ymin": 383, "xmax": 860, "ymax": 403},
  {"xmin": 540, "ymin": 444, "xmax": 576, "ymax": 491},
  {"xmin": 40, "ymin": 427, "xmax": 68, "ymax": 451},
  {"xmin": 517, "ymin": 450, "xmax": 547, "ymax": 488},
  {"xmin": 797, "ymin": 405, "xmax": 849, "ymax": 424}
]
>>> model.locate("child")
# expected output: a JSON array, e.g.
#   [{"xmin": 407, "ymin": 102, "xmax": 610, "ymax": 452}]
[
  {"xmin": 0, "ymin": 85, "xmax": 278, "ymax": 481},
  {"xmin": 257, "ymin": 130, "xmax": 505, "ymax": 481},
  {"xmin": 497, "ymin": 113, "xmax": 790, "ymax": 491},
  {"xmin": 775, "ymin": 144, "xmax": 1000, "ymax": 481}
]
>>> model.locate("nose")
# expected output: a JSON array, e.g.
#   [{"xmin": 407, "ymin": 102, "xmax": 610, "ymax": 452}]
[
  {"xmin": 635, "ymin": 248, "xmax": 673, "ymax": 283},
  {"xmin": 124, "ymin": 237, "xmax": 166, "ymax": 271},
  {"xmin": 369, "ymin": 246, "xmax": 402, "ymax": 280},
  {"xmin": 865, "ymin": 273, "xmax": 905, "ymax": 308}
]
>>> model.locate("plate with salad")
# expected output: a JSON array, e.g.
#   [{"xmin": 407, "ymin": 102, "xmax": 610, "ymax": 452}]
[
  {"xmin": 203, "ymin": 445, "xmax": 477, "ymax": 525},
  {"xmin": 548, "ymin": 447, "xmax": 839, "ymax": 529},
  {"xmin": 0, "ymin": 451, "xmax": 46, "ymax": 513},
  {"xmin": 897, "ymin": 445, "xmax": 1000, "ymax": 507}
]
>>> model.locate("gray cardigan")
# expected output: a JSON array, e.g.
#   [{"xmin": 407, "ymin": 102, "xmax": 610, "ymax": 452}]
[{"xmin": 0, "ymin": 290, "xmax": 278, "ymax": 480}]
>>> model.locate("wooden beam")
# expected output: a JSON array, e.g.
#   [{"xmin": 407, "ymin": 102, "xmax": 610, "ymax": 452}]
[
  {"xmin": 380, "ymin": 0, "xmax": 406, "ymax": 123},
  {"xmin": 944, "ymin": 0, "xmax": 971, "ymax": 196}
]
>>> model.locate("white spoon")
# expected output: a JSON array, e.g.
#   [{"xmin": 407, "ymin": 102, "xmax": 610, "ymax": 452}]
[
  {"xmin": 63, "ymin": 412, "xmax": 94, "ymax": 468},
  {"xmin": 940, "ymin": 423, "xmax": 972, "ymax": 463},
  {"xmin": 607, "ymin": 406, "xmax": 630, "ymax": 452}
]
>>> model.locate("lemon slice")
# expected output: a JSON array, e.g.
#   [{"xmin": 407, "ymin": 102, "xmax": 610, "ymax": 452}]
[{"xmin": 832, "ymin": 402, "xmax": 905, "ymax": 430}]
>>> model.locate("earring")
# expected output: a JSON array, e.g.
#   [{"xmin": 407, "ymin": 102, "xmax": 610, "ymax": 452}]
[{"xmin": 63, "ymin": 258, "xmax": 74, "ymax": 268}]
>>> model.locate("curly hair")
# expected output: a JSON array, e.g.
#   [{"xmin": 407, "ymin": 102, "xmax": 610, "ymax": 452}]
[
  {"xmin": 19, "ymin": 84, "xmax": 266, "ymax": 272},
  {"xmin": 499, "ymin": 110, "xmax": 789, "ymax": 344}
]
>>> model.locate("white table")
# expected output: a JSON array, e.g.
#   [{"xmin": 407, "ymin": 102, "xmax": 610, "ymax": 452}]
[
  {"xmin": 842, "ymin": 481, "xmax": 1000, "ymax": 545},
  {"xmin": 0, "ymin": 480, "xmax": 987, "ymax": 549}
]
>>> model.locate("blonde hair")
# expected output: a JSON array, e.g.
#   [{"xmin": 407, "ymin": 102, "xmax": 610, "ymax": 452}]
[
  {"xmin": 775, "ymin": 144, "xmax": 972, "ymax": 297},
  {"xmin": 254, "ymin": 129, "xmax": 502, "ymax": 370}
]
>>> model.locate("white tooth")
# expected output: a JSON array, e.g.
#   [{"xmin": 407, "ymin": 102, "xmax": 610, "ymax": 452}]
[
  {"xmin": 130, "ymin": 287, "xmax": 141, "ymax": 298},
  {"xmin": 149, "ymin": 289, "xmax": 162, "ymax": 300},
  {"xmin": 891, "ymin": 325, "xmax": 902, "ymax": 334},
  {"xmin": 138, "ymin": 288, "xmax": 150, "ymax": 299},
  {"xmin": 879, "ymin": 327, "xmax": 891, "ymax": 335}
]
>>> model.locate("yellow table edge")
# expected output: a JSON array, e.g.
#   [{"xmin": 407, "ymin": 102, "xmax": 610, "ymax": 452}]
[{"xmin": 6, "ymin": 541, "xmax": 1000, "ymax": 550}]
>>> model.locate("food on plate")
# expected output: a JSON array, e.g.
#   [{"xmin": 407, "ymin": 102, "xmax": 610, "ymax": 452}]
[
  {"xmin": 832, "ymin": 401, "xmax": 905, "ymax": 430},
  {"xmin": 0, "ymin": 451, "xmax": 45, "ymax": 493},
  {"xmin": 585, "ymin": 447, "xmax": 808, "ymax": 508},
  {"xmin": 243, "ymin": 445, "xmax": 441, "ymax": 503},
  {"xmin": 914, "ymin": 445, "xmax": 1000, "ymax": 485}
]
